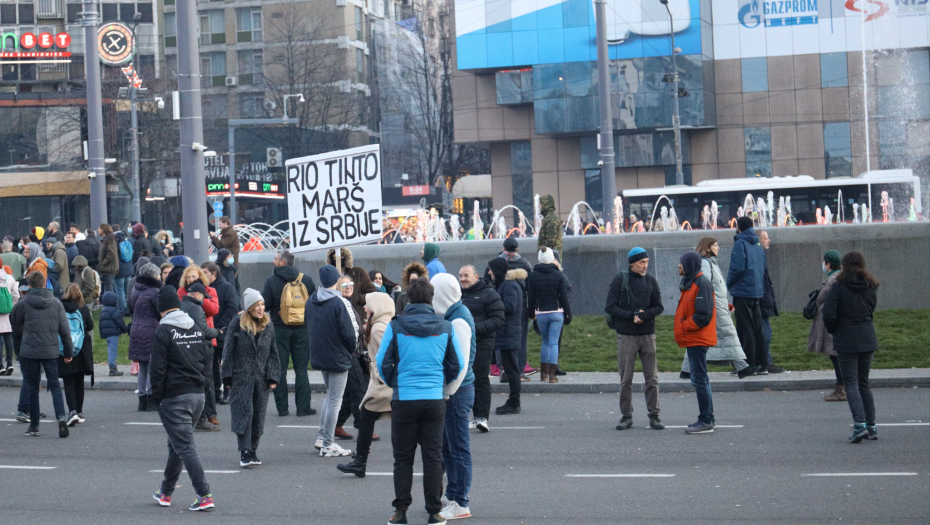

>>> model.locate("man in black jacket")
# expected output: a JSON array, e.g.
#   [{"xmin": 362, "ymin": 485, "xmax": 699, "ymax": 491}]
[
  {"xmin": 484, "ymin": 237, "xmax": 534, "ymax": 381},
  {"xmin": 605, "ymin": 247, "xmax": 665, "ymax": 431},
  {"xmin": 262, "ymin": 249, "xmax": 317, "ymax": 417},
  {"xmin": 459, "ymin": 264, "xmax": 505, "ymax": 432},
  {"xmin": 757, "ymin": 231, "xmax": 785, "ymax": 374},
  {"xmin": 202, "ymin": 262, "xmax": 238, "ymax": 405},
  {"xmin": 181, "ymin": 283, "xmax": 221, "ymax": 432},
  {"xmin": 149, "ymin": 286, "xmax": 215, "ymax": 511},
  {"xmin": 76, "ymin": 231, "xmax": 99, "ymax": 270},
  {"xmin": 488, "ymin": 257, "xmax": 525, "ymax": 415}
]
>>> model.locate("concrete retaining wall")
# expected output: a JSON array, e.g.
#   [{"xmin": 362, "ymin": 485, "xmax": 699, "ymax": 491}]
[{"xmin": 237, "ymin": 222, "xmax": 930, "ymax": 316}]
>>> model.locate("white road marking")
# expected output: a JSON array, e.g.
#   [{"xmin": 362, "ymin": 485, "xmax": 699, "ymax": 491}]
[
  {"xmin": 492, "ymin": 426, "xmax": 545, "ymax": 430},
  {"xmin": 664, "ymin": 425, "xmax": 744, "ymax": 429},
  {"xmin": 874, "ymin": 423, "xmax": 929, "ymax": 427},
  {"xmin": 0, "ymin": 418, "xmax": 52, "ymax": 423},
  {"xmin": 148, "ymin": 470, "xmax": 239, "ymax": 474},
  {"xmin": 0, "ymin": 465, "xmax": 56, "ymax": 470},
  {"xmin": 566, "ymin": 474, "xmax": 675, "ymax": 478},
  {"xmin": 801, "ymin": 473, "xmax": 919, "ymax": 477},
  {"xmin": 277, "ymin": 425, "xmax": 320, "ymax": 429},
  {"xmin": 125, "ymin": 422, "xmax": 162, "ymax": 425}
]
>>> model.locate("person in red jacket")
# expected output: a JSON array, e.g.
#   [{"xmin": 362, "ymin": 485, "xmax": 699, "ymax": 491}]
[{"xmin": 674, "ymin": 251, "xmax": 717, "ymax": 435}]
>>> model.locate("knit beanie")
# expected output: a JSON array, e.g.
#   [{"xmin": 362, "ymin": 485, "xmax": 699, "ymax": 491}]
[
  {"xmin": 503, "ymin": 236, "xmax": 519, "ymax": 251},
  {"xmin": 319, "ymin": 265, "xmax": 340, "ymax": 288},
  {"xmin": 242, "ymin": 288, "xmax": 263, "ymax": 312},
  {"xmin": 628, "ymin": 247, "xmax": 648, "ymax": 265},
  {"xmin": 736, "ymin": 216, "xmax": 754, "ymax": 232},
  {"xmin": 132, "ymin": 223, "xmax": 146, "ymax": 237},
  {"xmin": 824, "ymin": 250, "xmax": 842, "ymax": 269},
  {"xmin": 538, "ymin": 247, "xmax": 555, "ymax": 265},
  {"xmin": 158, "ymin": 285, "xmax": 182, "ymax": 313},
  {"xmin": 169, "ymin": 255, "xmax": 189, "ymax": 268}
]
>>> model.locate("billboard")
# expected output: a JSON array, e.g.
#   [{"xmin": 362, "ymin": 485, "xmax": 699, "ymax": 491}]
[
  {"xmin": 454, "ymin": 0, "xmax": 705, "ymax": 69},
  {"xmin": 712, "ymin": 0, "xmax": 930, "ymax": 59}
]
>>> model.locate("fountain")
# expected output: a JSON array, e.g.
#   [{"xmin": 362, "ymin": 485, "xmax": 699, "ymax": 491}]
[
  {"xmin": 766, "ymin": 191, "xmax": 775, "ymax": 227},
  {"xmin": 613, "ymin": 196, "xmax": 624, "ymax": 233},
  {"xmin": 488, "ymin": 205, "xmax": 535, "ymax": 238},
  {"xmin": 815, "ymin": 208, "xmax": 823, "ymax": 225},
  {"xmin": 853, "ymin": 203, "xmax": 860, "ymax": 224},
  {"xmin": 533, "ymin": 195, "xmax": 543, "ymax": 236},
  {"xmin": 755, "ymin": 197, "xmax": 767, "ymax": 227},
  {"xmin": 837, "ymin": 189, "xmax": 844, "ymax": 223},
  {"xmin": 823, "ymin": 205, "xmax": 833, "ymax": 226},
  {"xmin": 449, "ymin": 214, "xmax": 461, "ymax": 241},
  {"xmin": 880, "ymin": 191, "xmax": 891, "ymax": 222},
  {"xmin": 647, "ymin": 195, "xmax": 675, "ymax": 231},
  {"xmin": 701, "ymin": 205, "xmax": 711, "ymax": 230},
  {"xmin": 564, "ymin": 201, "xmax": 600, "ymax": 235},
  {"xmin": 651, "ymin": 206, "xmax": 680, "ymax": 232},
  {"xmin": 710, "ymin": 200, "xmax": 719, "ymax": 229},
  {"xmin": 777, "ymin": 196, "xmax": 787, "ymax": 227},
  {"xmin": 742, "ymin": 194, "xmax": 755, "ymax": 217},
  {"xmin": 471, "ymin": 200, "xmax": 484, "ymax": 240},
  {"xmin": 517, "ymin": 210, "xmax": 527, "ymax": 237},
  {"xmin": 786, "ymin": 197, "xmax": 794, "ymax": 225},
  {"xmin": 629, "ymin": 213, "xmax": 645, "ymax": 233}
]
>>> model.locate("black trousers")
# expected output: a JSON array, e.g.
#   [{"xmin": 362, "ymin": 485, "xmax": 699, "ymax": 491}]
[
  {"xmin": 62, "ymin": 374, "xmax": 85, "ymax": 413},
  {"xmin": 733, "ymin": 297, "xmax": 767, "ymax": 369},
  {"xmin": 391, "ymin": 399, "xmax": 445, "ymax": 514},
  {"xmin": 356, "ymin": 406, "xmax": 384, "ymax": 458},
  {"xmin": 472, "ymin": 349, "xmax": 492, "ymax": 420},
  {"xmin": 829, "ymin": 355, "xmax": 844, "ymax": 386},
  {"xmin": 212, "ymin": 345, "xmax": 223, "ymax": 400},
  {"xmin": 498, "ymin": 347, "xmax": 521, "ymax": 405},
  {"xmin": 337, "ymin": 356, "xmax": 366, "ymax": 428},
  {"xmin": 201, "ymin": 357, "xmax": 216, "ymax": 419}
]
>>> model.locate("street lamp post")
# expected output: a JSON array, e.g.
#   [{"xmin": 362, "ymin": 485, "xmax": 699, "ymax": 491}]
[
  {"xmin": 83, "ymin": 0, "xmax": 108, "ymax": 228},
  {"xmin": 660, "ymin": 0, "xmax": 684, "ymax": 186},
  {"xmin": 129, "ymin": 14, "xmax": 142, "ymax": 224},
  {"xmin": 594, "ymin": 0, "xmax": 617, "ymax": 226}
]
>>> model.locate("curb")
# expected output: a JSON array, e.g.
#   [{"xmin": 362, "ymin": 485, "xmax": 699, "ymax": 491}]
[{"xmin": 3, "ymin": 376, "xmax": 927, "ymax": 394}]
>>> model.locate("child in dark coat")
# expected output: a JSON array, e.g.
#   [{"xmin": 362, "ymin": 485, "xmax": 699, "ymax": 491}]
[{"xmin": 99, "ymin": 291, "xmax": 128, "ymax": 376}]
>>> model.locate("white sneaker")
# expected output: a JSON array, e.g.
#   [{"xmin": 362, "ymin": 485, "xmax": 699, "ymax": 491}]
[
  {"xmin": 441, "ymin": 495, "xmax": 451, "ymax": 508},
  {"xmin": 475, "ymin": 418, "xmax": 489, "ymax": 433},
  {"xmin": 319, "ymin": 443, "xmax": 351, "ymax": 457},
  {"xmin": 440, "ymin": 501, "xmax": 471, "ymax": 520},
  {"xmin": 468, "ymin": 420, "xmax": 477, "ymax": 430},
  {"xmin": 314, "ymin": 437, "xmax": 323, "ymax": 450}
]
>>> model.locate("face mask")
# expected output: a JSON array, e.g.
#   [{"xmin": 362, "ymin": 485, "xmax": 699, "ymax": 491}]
[
  {"xmin": 227, "ymin": 258, "xmax": 234, "ymax": 265},
  {"xmin": 822, "ymin": 263, "xmax": 828, "ymax": 273}
]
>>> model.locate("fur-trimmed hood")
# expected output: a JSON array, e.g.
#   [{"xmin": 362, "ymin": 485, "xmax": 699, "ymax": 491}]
[
  {"xmin": 505, "ymin": 268, "xmax": 528, "ymax": 281},
  {"xmin": 325, "ymin": 247, "xmax": 353, "ymax": 269},
  {"xmin": 401, "ymin": 262, "xmax": 428, "ymax": 289}
]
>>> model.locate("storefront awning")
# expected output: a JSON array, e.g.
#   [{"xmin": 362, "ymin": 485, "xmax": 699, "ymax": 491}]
[{"xmin": 452, "ymin": 175, "xmax": 492, "ymax": 199}]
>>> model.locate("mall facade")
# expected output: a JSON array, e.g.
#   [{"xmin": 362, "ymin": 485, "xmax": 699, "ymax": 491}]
[{"xmin": 450, "ymin": 0, "xmax": 930, "ymax": 218}]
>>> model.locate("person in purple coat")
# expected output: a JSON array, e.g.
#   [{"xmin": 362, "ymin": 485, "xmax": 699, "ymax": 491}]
[{"xmin": 129, "ymin": 262, "xmax": 163, "ymax": 411}]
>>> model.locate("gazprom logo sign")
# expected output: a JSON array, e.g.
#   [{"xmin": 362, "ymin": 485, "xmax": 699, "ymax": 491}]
[{"xmin": 739, "ymin": 0, "xmax": 819, "ymax": 28}]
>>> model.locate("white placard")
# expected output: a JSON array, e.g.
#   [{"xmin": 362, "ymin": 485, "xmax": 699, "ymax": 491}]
[{"xmin": 285, "ymin": 144, "xmax": 382, "ymax": 253}]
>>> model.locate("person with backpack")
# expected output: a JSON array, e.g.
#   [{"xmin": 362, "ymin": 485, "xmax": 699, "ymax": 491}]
[
  {"xmin": 808, "ymin": 250, "xmax": 845, "ymax": 402},
  {"xmin": 11, "ymin": 271, "xmax": 73, "ymax": 438},
  {"xmin": 261, "ymin": 249, "xmax": 317, "ymax": 417},
  {"xmin": 115, "ymin": 231, "xmax": 134, "ymax": 315},
  {"xmin": 0, "ymin": 264, "xmax": 20, "ymax": 376},
  {"xmin": 605, "ymin": 247, "xmax": 665, "ymax": 431},
  {"xmin": 99, "ymin": 291, "xmax": 128, "ymax": 376},
  {"xmin": 58, "ymin": 284, "xmax": 95, "ymax": 427},
  {"xmin": 72, "ymin": 256, "xmax": 100, "ymax": 308}
]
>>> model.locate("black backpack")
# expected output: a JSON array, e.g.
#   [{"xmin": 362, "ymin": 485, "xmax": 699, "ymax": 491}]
[{"xmin": 606, "ymin": 272, "xmax": 632, "ymax": 330}]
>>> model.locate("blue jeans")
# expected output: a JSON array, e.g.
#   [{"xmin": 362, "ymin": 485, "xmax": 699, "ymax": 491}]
[
  {"xmin": 318, "ymin": 371, "xmax": 347, "ymax": 448},
  {"xmin": 0, "ymin": 332, "xmax": 13, "ymax": 367},
  {"xmin": 114, "ymin": 276, "xmax": 129, "ymax": 313},
  {"xmin": 536, "ymin": 312, "xmax": 565, "ymax": 365},
  {"xmin": 443, "ymin": 383, "xmax": 475, "ymax": 507},
  {"xmin": 762, "ymin": 316, "xmax": 772, "ymax": 366},
  {"xmin": 106, "ymin": 336, "xmax": 119, "ymax": 370},
  {"xmin": 138, "ymin": 360, "xmax": 152, "ymax": 396},
  {"xmin": 686, "ymin": 347, "xmax": 714, "ymax": 424},
  {"xmin": 21, "ymin": 357, "xmax": 66, "ymax": 426}
]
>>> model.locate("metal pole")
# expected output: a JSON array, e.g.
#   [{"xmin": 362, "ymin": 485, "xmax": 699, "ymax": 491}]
[
  {"xmin": 594, "ymin": 0, "xmax": 616, "ymax": 226},
  {"xmin": 666, "ymin": 2, "xmax": 684, "ymax": 186},
  {"xmin": 176, "ymin": 0, "xmax": 209, "ymax": 262},
  {"xmin": 82, "ymin": 0, "xmax": 108, "ymax": 228},
  {"xmin": 228, "ymin": 124, "xmax": 236, "ymax": 223},
  {"xmin": 130, "ymin": 26, "xmax": 141, "ymax": 223}
]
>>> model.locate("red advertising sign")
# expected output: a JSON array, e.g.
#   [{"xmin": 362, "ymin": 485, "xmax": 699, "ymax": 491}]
[{"xmin": 402, "ymin": 185, "xmax": 429, "ymax": 196}]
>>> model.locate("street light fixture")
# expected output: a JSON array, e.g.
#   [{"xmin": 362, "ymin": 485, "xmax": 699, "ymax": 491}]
[
  {"xmin": 659, "ymin": 0, "xmax": 685, "ymax": 186},
  {"xmin": 283, "ymin": 93, "xmax": 305, "ymax": 121}
]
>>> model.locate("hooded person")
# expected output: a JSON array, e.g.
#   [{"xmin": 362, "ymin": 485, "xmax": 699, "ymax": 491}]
[
  {"xmin": 526, "ymin": 246, "xmax": 571, "ymax": 383},
  {"xmin": 726, "ymin": 216, "xmax": 768, "ymax": 374},
  {"xmin": 487, "ymin": 257, "xmax": 525, "ymax": 415},
  {"xmin": 215, "ymin": 248, "xmax": 241, "ymax": 300},
  {"xmin": 481, "ymin": 236, "xmax": 533, "ymax": 380},
  {"xmin": 675, "ymin": 251, "xmax": 717, "ymax": 435},
  {"xmin": 25, "ymin": 242, "xmax": 48, "ymax": 280},
  {"xmin": 129, "ymin": 263, "xmax": 164, "ymax": 411},
  {"xmin": 421, "ymin": 243, "xmax": 445, "ymax": 279},
  {"xmin": 50, "ymin": 239, "xmax": 70, "ymax": 289},
  {"xmin": 165, "ymin": 255, "xmax": 189, "ymax": 289},
  {"xmin": 72, "ymin": 256, "xmax": 98, "ymax": 307},
  {"xmin": 128, "ymin": 256, "xmax": 151, "ymax": 300}
]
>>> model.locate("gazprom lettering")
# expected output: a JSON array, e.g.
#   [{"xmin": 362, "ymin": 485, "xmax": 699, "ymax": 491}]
[
  {"xmin": 764, "ymin": 0, "xmax": 818, "ymax": 14},
  {"xmin": 739, "ymin": 0, "xmax": 819, "ymax": 28}
]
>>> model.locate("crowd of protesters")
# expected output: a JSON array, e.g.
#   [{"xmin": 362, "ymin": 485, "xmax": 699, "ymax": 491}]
[{"xmin": 1, "ymin": 216, "xmax": 884, "ymax": 521}]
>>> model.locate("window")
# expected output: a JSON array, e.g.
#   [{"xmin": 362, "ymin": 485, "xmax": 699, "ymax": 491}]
[
  {"xmin": 199, "ymin": 10, "xmax": 225, "ymax": 45},
  {"xmin": 1, "ymin": 5, "xmax": 15, "ymax": 24},
  {"xmin": 511, "ymin": 142, "xmax": 533, "ymax": 218},
  {"xmin": 237, "ymin": 49, "xmax": 262, "ymax": 85},
  {"xmin": 136, "ymin": 2, "xmax": 152, "ymax": 23},
  {"xmin": 18, "ymin": 3, "xmax": 34, "ymax": 24},
  {"xmin": 741, "ymin": 57, "xmax": 768, "ymax": 93},
  {"xmin": 355, "ymin": 6, "xmax": 363, "ymax": 40},
  {"xmin": 163, "ymin": 12, "xmax": 176, "ymax": 47},
  {"xmin": 496, "ymin": 69, "xmax": 533, "ymax": 104},
  {"xmin": 356, "ymin": 48, "xmax": 364, "ymax": 78},
  {"xmin": 101, "ymin": 2, "xmax": 117, "ymax": 21},
  {"xmin": 820, "ymin": 53, "xmax": 848, "ymax": 88},
  {"xmin": 584, "ymin": 169, "xmax": 603, "ymax": 212},
  {"xmin": 66, "ymin": 3, "xmax": 81, "ymax": 23},
  {"xmin": 236, "ymin": 7, "xmax": 261, "ymax": 43},
  {"xmin": 239, "ymin": 93, "xmax": 265, "ymax": 118},
  {"xmin": 118, "ymin": 3, "xmax": 135, "ymax": 24},
  {"xmin": 744, "ymin": 126, "xmax": 772, "ymax": 178},
  {"xmin": 200, "ymin": 51, "xmax": 225, "ymax": 86},
  {"xmin": 823, "ymin": 122, "xmax": 852, "ymax": 178}
]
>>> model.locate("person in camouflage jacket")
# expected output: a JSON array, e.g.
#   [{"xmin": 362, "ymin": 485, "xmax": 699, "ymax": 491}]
[{"xmin": 537, "ymin": 195, "xmax": 562, "ymax": 253}]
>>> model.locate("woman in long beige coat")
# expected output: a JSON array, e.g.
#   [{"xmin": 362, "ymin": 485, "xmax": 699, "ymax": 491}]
[
  {"xmin": 336, "ymin": 292, "xmax": 395, "ymax": 478},
  {"xmin": 808, "ymin": 250, "xmax": 844, "ymax": 401}
]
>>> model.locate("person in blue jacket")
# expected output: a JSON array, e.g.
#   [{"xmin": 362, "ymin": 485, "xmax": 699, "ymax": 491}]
[
  {"xmin": 726, "ymin": 216, "xmax": 768, "ymax": 374},
  {"xmin": 377, "ymin": 278, "xmax": 464, "ymax": 525},
  {"xmin": 98, "ymin": 291, "xmax": 128, "ymax": 376},
  {"xmin": 421, "ymin": 243, "xmax": 446, "ymax": 279}
]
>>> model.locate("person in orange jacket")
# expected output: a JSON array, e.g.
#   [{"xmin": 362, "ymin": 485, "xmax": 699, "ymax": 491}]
[{"xmin": 674, "ymin": 251, "xmax": 717, "ymax": 435}]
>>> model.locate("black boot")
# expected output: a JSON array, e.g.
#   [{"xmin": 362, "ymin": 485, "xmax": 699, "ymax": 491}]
[
  {"xmin": 138, "ymin": 395, "xmax": 148, "ymax": 412},
  {"xmin": 145, "ymin": 395, "xmax": 158, "ymax": 412},
  {"xmin": 336, "ymin": 453, "xmax": 367, "ymax": 478}
]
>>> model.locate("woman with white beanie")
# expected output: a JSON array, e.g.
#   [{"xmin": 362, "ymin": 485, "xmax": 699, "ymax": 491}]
[
  {"xmin": 525, "ymin": 247, "xmax": 572, "ymax": 383},
  {"xmin": 221, "ymin": 288, "xmax": 281, "ymax": 468}
]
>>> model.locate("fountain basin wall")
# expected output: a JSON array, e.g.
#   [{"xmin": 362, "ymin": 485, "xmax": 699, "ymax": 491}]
[{"xmin": 237, "ymin": 222, "xmax": 930, "ymax": 316}]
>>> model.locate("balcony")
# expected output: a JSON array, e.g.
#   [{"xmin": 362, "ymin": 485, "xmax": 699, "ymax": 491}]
[{"xmin": 37, "ymin": 0, "xmax": 65, "ymax": 19}]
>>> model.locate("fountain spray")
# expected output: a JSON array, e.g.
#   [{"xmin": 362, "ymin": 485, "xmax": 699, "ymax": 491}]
[
  {"xmin": 449, "ymin": 215, "xmax": 461, "ymax": 241},
  {"xmin": 533, "ymin": 194, "xmax": 542, "ymax": 236},
  {"xmin": 614, "ymin": 196, "xmax": 623, "ymax": 233},
  {"xmin": 710, "ymin": 200, "xmax": 719, "ymax": 229},
  {"xmin": 472, "ymin": 200, "xmax": 484, "ymax": 240}
]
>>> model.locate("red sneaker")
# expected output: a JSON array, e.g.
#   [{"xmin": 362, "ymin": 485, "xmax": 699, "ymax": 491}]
[
  {"xmin": 489, "ymin": 364, "xmax": 501, "ymax": 377},
  {"xmin": 153, "ymin": 490, "xmax": 171, "ymax": 507}
]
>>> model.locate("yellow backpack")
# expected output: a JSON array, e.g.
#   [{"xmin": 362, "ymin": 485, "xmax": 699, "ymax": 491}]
[{"xmin": 280, "ymin": 273, "xmax": 309, "ymax": 325}]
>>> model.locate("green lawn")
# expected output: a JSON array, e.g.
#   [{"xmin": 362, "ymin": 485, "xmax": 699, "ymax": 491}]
[{"xmin": 93, "ymin": 309, "xmax": 930, "ymax": 373}]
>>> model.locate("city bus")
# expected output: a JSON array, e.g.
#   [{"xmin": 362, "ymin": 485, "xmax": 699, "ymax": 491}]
[{"xmin": 619, "ymin": 170, "xmax": 923, "ymax": 230}]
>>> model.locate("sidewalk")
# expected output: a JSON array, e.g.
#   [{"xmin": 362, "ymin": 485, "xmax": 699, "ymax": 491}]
[{"xmin": 1, "ymin": 364, "xmax": 927, "ymax": 394}]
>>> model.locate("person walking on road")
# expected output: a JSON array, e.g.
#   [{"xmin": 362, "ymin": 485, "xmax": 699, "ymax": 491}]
[
  {"xmin": 306, "ymin": 265, "xmax": 359, "ymax": 457},
  {"xmin": 0, "ymin": 264, "xmax": 20, "ymax": 376},
  {"xmin": 262, "ymin": 249, "xmax": 317, "ymax": 417},
  {"xmin": 808, "ymin": 250, "xmax": 845, "ymax": 402},
  {"xmin": 129, "ymin": 263, "xmax": 163, "ymax": 411},
  {"xmin": 11, "ymin": 271, "xmax": 73, "ymax": 438},
  {"xmin": 674, "ymin": 251, "xmax": 718, "ymax": 435},
  {"xmin": 421, "ymin": 243, "xmax": 446, "ymax": 279},
  {"xmin": 822, "ymin": 251, "xmax": 880, "ymax": 443},
  {"xmin": 726, "ymin": 216, "xmax": 768, "ymax": 374},
  {"xmin": 149, "ymin": 285, "xmax": 215, "ymax": 511},
  {"xmin": 221, "ymin": 289, "xmax": 280, "ymax": 468},
  {"xmin": 459, "ymin": 264, "xmax": 504, "ymax": 433},
  {"xmin": 757, "ymin": 230, "xmax": 785, "ymax": 374},
  {"xmin": 488, "ymin": 257, "xmax": 525, "ymax": 415},
  {"xmin": 526, "ymin": 247, "xmax": 571, "ymax": 383},
  {"xmin": 58, "ymin": 284, "xmax": 95, "ymax": 427},
  {"xmin": 377, "ymin": 278, "xmax": 464, "ymax": 525},
  {"xmin": 605, "ymin": 247, "xmax": 665, "ymax": 431}
]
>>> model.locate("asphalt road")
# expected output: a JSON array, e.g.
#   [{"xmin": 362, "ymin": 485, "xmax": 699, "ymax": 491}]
[{"xmin": 0, "ymin": 386, "xmax": 927, "ymax": 524}]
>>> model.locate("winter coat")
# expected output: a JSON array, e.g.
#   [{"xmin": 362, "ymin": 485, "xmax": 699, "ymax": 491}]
[
  {"xmin": 760, "ymin": 264, "xmax": 778, "ymax": 318},
  {"xmin": 98, "ymin": 292, "xmax": 128, "ymax": 338},
  {"xmin": 73, "ymin": 259, "xmax": 97, "ymax": 308},
  {"xmin": 726, "ymin": 228, "xmax": 765, "ymax": 299},
  {"xmin": 360, "ymin": 292, "xmax": 395, "ymax": 416},
  {"xmin": 822, "ymin": 274, "xmax": 878, "ymax": 354},
  {"xmin": 164, "ymin": 266, "xmax": 186, "ymax": 290},
  {"xmin": 216, "ymin": 248, "xmax": 241, "ymax": 300},
  {"xmin": 10, "ymin": 288, "xmax": 73, "ymax": 360},
  {"xmin": 115, "ymin": 233, "xmax": 134, "ymax": 278},
  {"xmin": 181, "ymin": 295, "xmax": 220, "ymax": 342},
  {"xmin": 75, "ymin": 239, "xmax": 99, "ymax": 269},
  {"xmin": 0, "ymin": 251, "xmax": 27, "ymax": 280},
  {"xmin": 211, "ymin": 225, "xmax": 240, "ymax": 267},
  {"xmin": 131, "ymin": 234, "xmax": 156, "ymax": 264},
  {"xmin": 149, "ymin": 310, "xmax": 211, "ymax": 405},
  {"xmin": 422, "ymin": 243, "xmax": 445, "ymax": 279},
  {"xmin": 210, "ymin": 274, "xmax": 239, "ymax": 348},
  {"xmin": 376, "ymin": 302, "xmax": 464, "ymax": 401},
  {"xmin": 66, "ymin": 243, "xmax": 78, "ymax": 269},
  {"xmin": 128, "ymin": 275, "xmax": 163, "ymax": 361},
  {"xmin": 222, "ymin": 315, "xmax": 280, "ymax": 435},
  {"xmin": 179, "ymin": 284, "xmax": 219, "ymax": 346},
  {"xmin": 605, "ymin": 270, "xmax": 664, "ymax": 336},
  {"xmin": 526, "ymin": 263, "xmax": 572, "ymax": 319},
  {"xmin": 461, "ymin": 279, "xmax": 505, "ymax": 354},
  {"xmin": 98, "ymin": 233, "xmax": 119, "ymax": 276},
  {"xmin": 262, "ymin": 265, "xmax": 318, "ymax": 327},
  {"xmin": 0, "ymin": 269, "xmax": 20, "ymax": 333},
  {"xmin": 51, "ymin": 243, "xmax": 69, "ymax": 288},
  {"xmin": 807, "ymin": 271, "xmax": 839, "ymax": 356},
  {"xmin": 58, "ymin": 300, "xmax": 94, "ymax": 382},
  {"xmin": 697, "ymin": 257, "xmax": 745, "ymax": 361},
  {"xmin": 482, "ymin": 252, "xmax": 534, "ymax": 285},
  {"xmin": 440, "ymin": 300, "xmax": 475, "ymax": 390},
  {"xmin": 126, "ymin": 257, "xmax": 150, "ymax": 295},
  {"xmin": 306, "ymin": 287, "xmax": 358, "ymax": 372},
  {"xmin": 493, "ymin": 269, "xmax": 526, "ymax": 350},
  {"xmin": 673, "ymin": 271, "xmax": 717, "ymax": 349}
]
